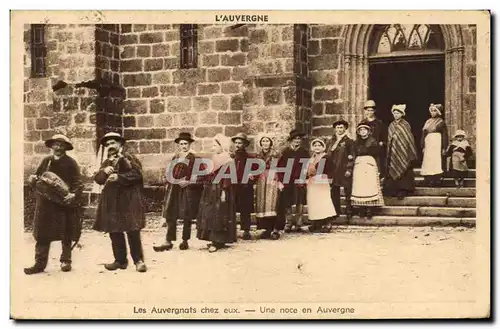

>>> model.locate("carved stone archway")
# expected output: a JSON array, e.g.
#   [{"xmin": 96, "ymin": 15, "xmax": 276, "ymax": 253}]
[{"xmin": 341, "ymin": 24, "xmax": 466, "ymax": 135}]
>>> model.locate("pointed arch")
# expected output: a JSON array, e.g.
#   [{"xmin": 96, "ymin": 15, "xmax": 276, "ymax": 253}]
[{"xmin": 340, "ymin": 24, "xmax": 468, "ymax": 136}]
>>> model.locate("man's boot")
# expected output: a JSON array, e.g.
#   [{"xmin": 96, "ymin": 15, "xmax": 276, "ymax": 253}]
[{"xmin": 24, "ymin": 241, "xmax": 49, "ymax": 275}]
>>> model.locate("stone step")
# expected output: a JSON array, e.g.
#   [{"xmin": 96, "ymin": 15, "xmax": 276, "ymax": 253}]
[
  {"xmin": 340, "ymin": 196, "xmax": 476, "ymax": 208},
  {"xmin": 299, "ymin": 205, "xmax": 475, "ymax": 218},
  {"xmin": 414, "ymin": 168, "xmax": 476, "ymax": 178},
  {"xmin": 415, "ymin": 177, "xmax": 476, "ymax": 187},
  {"xmin": 411, "ymin": 187, "xmax": 476, "ymax": 197},
  {"xmin": 332, "ymin": 215, "xmax": 475, "ymax": 227}
]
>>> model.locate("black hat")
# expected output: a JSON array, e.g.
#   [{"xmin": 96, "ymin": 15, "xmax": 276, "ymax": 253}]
[
  {"xmin": 332, "ymin": 119, "xmax": 349, "ymax": 129},
  {"xmin": 287, "ymin": 129, "xmax": 306, "ymax": 141},
  {"xmin": 174, "ymin": 132, "xmax": 195, "ymax": 144},
  {"xmin": 356, "ymin": 123, "xmax": 372, "ymax": 132},
  {"xmin": 231, "ymin": 132, "xmax": 250, "ymax": 146}
]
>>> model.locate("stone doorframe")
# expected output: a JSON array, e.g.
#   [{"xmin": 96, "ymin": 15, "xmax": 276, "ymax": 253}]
[{"xmin": 341, "ymin": 24, "xmax": 466, "ymax": 135}]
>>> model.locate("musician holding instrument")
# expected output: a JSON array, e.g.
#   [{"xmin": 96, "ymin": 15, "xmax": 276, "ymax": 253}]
[
  {"xmin": 24, "ymin": 134, "xmax": 84, "ymax": 275},
  {"xmin": 93, "ymin": 132, "xmax": 148, "ymax": 273}
]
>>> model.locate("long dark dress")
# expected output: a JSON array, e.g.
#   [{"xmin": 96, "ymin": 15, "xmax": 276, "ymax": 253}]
[
  {"xmin": 196, "ymin": 158, "xmax": 237, "ymax": 245},
  {"xmin": 93, "ymin": 153, "xmax": 146, "ymax": 233},
  {"xmin": 255, "ymin": 150, "xmax": 283, "ymax": 231},
  {"xmin": 31, "ymin": 155, "xmax": 84, "ymax": 242},
  {"xmin": 384, "ymin": 119, "xmax": 418, "ymax": 196}
]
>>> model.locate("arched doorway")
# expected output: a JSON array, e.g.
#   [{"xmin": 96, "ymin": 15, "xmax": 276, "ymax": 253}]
[
  {"xmin": 342, "ymin": 24, "xmax": 467, "ymax": 147},
  {"xmin": 368, "ymin": 24, "xmax": 445, "ymax": 162}
]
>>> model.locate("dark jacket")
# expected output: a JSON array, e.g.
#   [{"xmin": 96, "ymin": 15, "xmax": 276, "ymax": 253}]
[
  {"xmin": 30, "ymin": 155, "xmax": 84, "ymax": 242},
  {"xmin": 325, "ymin": 134, "xmax": 355, "ymax": 187},
  {"xmin": 277, "ymin": 146, "xmax": 310, "ymax": 187},
  {"xmin": 354, "ymin": 136, "xmax": 382, "ymax": 172},
  {"xmin": 232, "ymin": 149, "xmax": 258, "ymax": 213},
  {"xmin": 162, "ymin": 152, "xmax": 203, "ymax": 221},
  {"xmin": 93, "ymin": 153, "xmax": 146, "ymax": 233}
]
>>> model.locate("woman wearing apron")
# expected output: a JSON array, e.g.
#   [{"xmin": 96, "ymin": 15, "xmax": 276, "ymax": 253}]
[
  {"xmin": 420, "ymin": 103, "xmax": 449, "ymax": 186},
  {"xmin": 351, "ymin": 124, "xmax": 385, "ymax": 219}
]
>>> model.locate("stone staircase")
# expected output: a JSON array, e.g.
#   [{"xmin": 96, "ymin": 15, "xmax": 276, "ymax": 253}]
[{"xmin": 295, "ymin": 168, "xmax": 476, "ymax": 227}]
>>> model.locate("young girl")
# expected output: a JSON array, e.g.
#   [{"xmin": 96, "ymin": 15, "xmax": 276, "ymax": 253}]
[
  {"xmin": 446, "ymin": 130, "xmax": 473, "ymax": 187},
  {"xmin": 351, "ymin": 124, "xmax": 385, "ymax": 219},
  {"xmin": 421, "ymin": 103, "xmax": 449, "ymax": 186},
  {"xmin": 306, "ymin": 138, "xmax": 336, "ymax": 232}
]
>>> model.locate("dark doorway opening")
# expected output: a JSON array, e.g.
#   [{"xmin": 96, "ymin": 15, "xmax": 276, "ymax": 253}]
[{"xmin": 368, "ymin": 59, "xmax": 445, "ymax": 164}]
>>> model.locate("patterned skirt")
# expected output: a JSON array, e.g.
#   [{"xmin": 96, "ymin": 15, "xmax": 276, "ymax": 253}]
[{"xmin": 351, "ymin": 156, "xmax": 385, "ymax": 207}]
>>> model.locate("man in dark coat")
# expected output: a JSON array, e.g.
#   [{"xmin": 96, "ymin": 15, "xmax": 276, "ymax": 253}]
[
  {"xmin": 231, "ymin": 132, "xmax": 258, "ymax": 240},
  {"xmin": 326, "ymin": 120, "xmax": 355, "ymax": 219},
  {"xmin": 277, "ymin": 129, "xmax": 309, "ymax": 233},
  {"xmin": 358, "ymin": 100, "xmax": 388, "ymax": 177},
  {"xmin": 153, "ymin": 132, "xmax": 202, "ymax": 252},
  {"xmin": 93, "ymin": 132, "xmax": 147, "ymax": 273},
  {"xmin": 24, "ymin": 134, "xmax": 84, "ymax": 275}
]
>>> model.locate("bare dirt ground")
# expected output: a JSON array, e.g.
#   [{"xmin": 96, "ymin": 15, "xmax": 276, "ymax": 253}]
[{"xmin": 13, "ymin": 225, "xmax": 475, "ymax": 308}]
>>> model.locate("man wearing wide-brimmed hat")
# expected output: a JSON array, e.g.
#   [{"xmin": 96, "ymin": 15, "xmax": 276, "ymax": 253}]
[
  {"xmin": 325, "ymin": 119, "xmax": 355, "ymax": 220},
  {"xmin": 153, "ymin": 132, "xmax": 202, "ymax": 252},
  {"xmin": 24, "ymin": 134, "xmax": 84, "ymax": 275},
  {"xmin": 231, "ymin": 132, "xmax": 258, "ymax": 240},
  {"xmin": 93, "ymin": 132, "xmax": 147, "ymax": 273},
  {"xmin": 276, "ymin": 129, "xmax": 310, "ymax": 233}
]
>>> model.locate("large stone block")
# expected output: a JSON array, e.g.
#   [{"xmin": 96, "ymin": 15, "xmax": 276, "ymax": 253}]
[
  {"xmin": 124, "ymin": 99, "xmax": 148, "ymax": 114},
  {"xmin": 137, "ymin": 115, "xmax": 154, "ymax": 127},
  {"xmin": 199, "ymin": 41, "xmax": 215, "ymax": 54},
  {"xmin": 230, "ymin": 95, "xmax": 244, "ymax": 111},
  {"xmin": 150, "ymin": 99, "xmax": 166, "ymax": 113},
  {"xmin": 211, "ymin": 96, "xmax": 229, "ymax": 111},
  {"xmin": 172, "ymin": 69, "xmax": 206, "ymax": 84},
  {"xmin": 221, "ymin": 82, "xmax": 240, "ymax": 94},
  {"xmin": 123, "ymin": 73, "xmax": 152, "ymax": 87},
  {"xmin": 160, "ymin": 85, "xmax": 177, "ymax": 97},
  {"xmin": 249, "ymin": 29, "xmax": 268, "ymax": 44},
  {"xmin": 309, "ymin": 55, "xmax": 340, "ymax": 71},
  {"xmin": 263, "ymin": 88, "xmax": 282, "ymax": 105},
  {"xmin": 215, "ymin": 39, "xmax": 240, "ymax": 52},
  {"xmin": 121, "ymin": 46, "xmax": 136, "ymax": 59},
  {"xmin": 177, "ymin": 82, "xmax": 197, "ymax": 96},
  {"xmin": 174, "ymin": 113, "xmax": 198, "ymax": 126},
  {"xmin": 311, "ymin": 71, "xmax": 337, "ymax": 86},
  {"xmin": 164, "ymin": 57, "xmax": 180, "ymax": 70},
  {"xmin": 152, "ymin": 72, "xmax": 171, "ymax": 85},
  {"xmin": 154, "ymin": 114, "xmax": 173, "ymax": 127},
  {"xmin": 120, "ymin": 34, "xmax": 138, "ymax": 45},
  {"xmin": 137, "ymin": 45, "xmax": 152, "ymax": 57},
  {"xmin": 152, "ymin": 44, "xmax": 169, "ymax": 57},
  {"xmin": 123, "ymin": 116, "xmax": 136, "ymax": 127},
  {"xmin": 197, "ymin": 83, "xmax": 220, "ymax": 95},
  {"xmin": 313, "ymin": 88, "xmax": 339, "ymax": 101},
  {"xmin": 142, "ymin": 86, "xmax": 159, "ymax": 98},
  {"xmin": 139, "ymin": 32, "xmax": 164, "ymax": 43},
  {"xmin": 207, "ymin": 68, "xmax": 231, "ymax": 82},
  {"xmin": 165, "ymin": 30, "xmax": 179, "ymax": 42},
  {"xmin": 166, "ymin": 127, "xmax": 195, "ymax": 139},
  {"xmin": 218, "ymin": 112, "xmax": 241, "ymax": 125},
  {"xmin": 195, "ymin": 126, "xmax": 223, "ymax": 138},
  {"xmin": 193, "ymin": 97, "xmax": 210, "ymax": 111},
  {"xmin": 200, "ymin": 111, "xmax": 218, "ymax": 125},
  {"xmin": 231, "ymin": 67, "xmax": 248, "ymax": 81},
  {"xmin": 203, "ymin": 26, "xmax": 223, "ymax": 39},
  {"xmin": 325, "ymin": 101, "xmax": 343, "ymax": 115},
  {"xmin": 124, "ymin": 128, "xmax": 166, "ymax": 140},
  {"xmin": 139, "ymin": 141, "xmax": 161, "ymax": 154},
  {"xmin": 167, "ymin": 97, "xmax": 191, "ymax": 112},
  {"xmin": 202, "ymin": 54, "xmax": 220, "ymax": 67},
  {"xmin": 144, "ymin": 58, "xmax": 164, "ymax": 71},
  {"xmin": 221, "ymin": 53, "xmax": 246, "ymax": 66},
  {"xmin": 310, "ymin": 25, "xmax": 343, "ymax": 38}
]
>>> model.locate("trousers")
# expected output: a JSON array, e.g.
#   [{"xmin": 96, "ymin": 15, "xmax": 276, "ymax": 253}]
[
  {"xmin": 33, "ymin": 239, "xmax": 72, "ymax": 269},
  {"xmin": 330, "ymin": 185, "xmax": 352, "ymax": 215},
  {"xmin": 166, "ymin": 219, "xmax": 192, "ymax": 242},
  {"xmin": 109, "ymin": 231, "xmax": 144, "ymax": 265}
]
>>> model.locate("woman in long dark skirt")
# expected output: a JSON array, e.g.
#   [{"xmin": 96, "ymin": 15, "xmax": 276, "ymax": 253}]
[
  {"xmin": 384, "ymin": 104, "xmax": 418, "ymax": 199},
  {"xmin": 196, "ymin": 134, "xmax": 237, "ymax": 253}
]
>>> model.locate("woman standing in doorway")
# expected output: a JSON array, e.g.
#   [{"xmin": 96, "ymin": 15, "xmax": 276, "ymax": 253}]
[
  {"xmin": 196, "ymin": 134, "xmax": 237, "ymax": 253},
  {"xmin": 420, "ymin": 103, "xmax": 449, "ymax": 186},
  {"xmin": 384, "ymin": 104, "xmax": 418, "ymax": 199}
]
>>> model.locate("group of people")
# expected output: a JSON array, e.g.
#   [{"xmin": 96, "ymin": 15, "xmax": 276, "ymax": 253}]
[{"xmin": 23, "ymin": 100, "xmax": 473, "ymax": 275}]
